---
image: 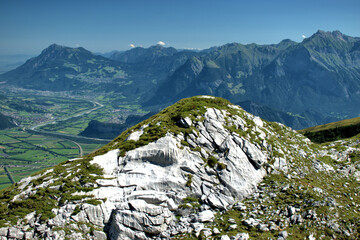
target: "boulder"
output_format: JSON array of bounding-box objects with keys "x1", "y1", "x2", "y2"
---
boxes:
[
  {"x1": 93, "y1": 230, "x2": 107, "y2": 240},
  {"x1": 177, "y1": 117, "x2": 192, "y2": 128},
  {"x1": 221, "y1": 235, "x2": 231, "y2": 240},
  {"x1": 0, "y1": 228, "x2": 7, "y2": 237},
  {"x1": 8, "y1": 227, "x2": 24, "y2": 239},
  {"x1": 234, "y1": 233, "x2": 250, "y2": 240},
  {"x1": 196, "y1": 210, "x2": 215, "y2": 222}
]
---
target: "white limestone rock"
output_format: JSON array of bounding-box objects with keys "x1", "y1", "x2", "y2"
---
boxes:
[
  {"x1": 24, "y1": 231, "x2": 35, "y2": 240},
  {"x1": 313, "y1": 160, "x2": 335, "y2": 173},
  {"x1": 178, "y1": 117, "x2": 192, "y2": 128},
  {"x1": 242, "y1": 139, "x2": 267, "y2": 169},
  {"x1": 128, "y1": 199, "x2": 163, "y2": 216},
  {"x1": 0, "y1": 228, "x2": 7, "y2": 237},
  {"x1": 221, "y1": 235, "x2": 231, "y2": 240},
  {"x1": 235, "y1": 233, "x2": 250, "y2": 240},
  {"x1": 109, "y1": 201, "x2": 173, "y2": 238},
  {"x1": 196, "y1": 210, "x2": 215, "y2": 222},
  {"x1": 206, "y1": 192, "x2": 234, "y2": 210},
  {"x1": 91, "y1": 149, "x2": 119, "y2": 175},
  {"x1": 87, "y1": 107, "x2": 270, "y2": 238},
  {"x1": 8, "y1": 227, "x2": 24, "y2": 239},
  {"x1": 93, "y1": 230, "x2": 107, "y2": 240},
  {"x1": 2, "y1": 102, "x2": 317, "y2": 240},
  {"x1": 83, "y1": 204, "x2": 105, "y2": 227},
  {"x1": 218, "y1": 136, "x2": 266, "y2": 199},
  {"x1": 273, "y1": 157, "x2": 288, "y2": 172},
  {"x1": 126, "y1": 124, "x2": 148, "y2": 141}
]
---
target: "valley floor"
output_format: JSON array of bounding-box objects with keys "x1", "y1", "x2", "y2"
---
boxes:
[{"x1": 0, "y1": 87, "x2": 145, "y2": 189}]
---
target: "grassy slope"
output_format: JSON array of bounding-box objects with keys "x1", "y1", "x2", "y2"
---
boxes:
[{"x1": 298, "y1": 116, "x2": 360, "y2": 143}]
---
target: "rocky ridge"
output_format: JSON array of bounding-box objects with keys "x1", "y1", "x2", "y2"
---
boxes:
[{"x1": 0, "y1": 96, "x2": 359, "y2": 239}]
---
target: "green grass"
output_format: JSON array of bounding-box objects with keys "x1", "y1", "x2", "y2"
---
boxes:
[
  {"x1": 0, "y1": 93, "x2": 95, "y2": 128},
  {"x1": 299, "y1": 116, "x2": 360, "y2": 143},
  {"x1": 185, "y1": 174, "x2": 193, "y2": 187},
  {"x1": 80, "y1": 143, "x2": 103, "y2": 155},
  {"x1": 92, "y1": 96, "x2": 242, "y2": 158},
  {"x1": 207, "y1": 156, "x2": 218, "y2": 168},
  {"x1": 0, "y1": 157, "x2": 105, "y2": 227},
  {"x1": 38, "y1": 101, "x2": 141, "y2": 136}
]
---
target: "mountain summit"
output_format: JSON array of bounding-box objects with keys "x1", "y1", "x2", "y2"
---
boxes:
[
  {"x1": 0, "y1": 96, "x2": 358, "y2": 239},
  {"x1": 33, "y1": 44, "x2": 94, "y2": 67},
  {"x1": 0, "y1": 44, "x2": 127, "y2": 91},
  {"x1": 110, "y1": 45, "x2": 178, "y2": 63}
]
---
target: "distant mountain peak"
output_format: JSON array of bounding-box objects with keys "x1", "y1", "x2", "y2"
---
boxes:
[
  {"x1": 315, "y1": 29, "x2": 342, "y2": 35},
  {"x1": 110, "y1": 44, "x2": 178, "y2": 63},
  {"x1": 279, "y1": 39, "x2": 295, "y2": 44},
  {"x1": 37, "y1": 44, "x2": 94, "y2": 62},
  {"x1": 150, "y1": 44, "x2": 164, "y2": 49},
  {"x1": 41, "y1": 44, "x2": 91, "y2": 55},
  {"x1": 0, "y1": 43, "x2": 121, "y2": 91},
  {"x1": 311, "y1": 30, "x2": 350, "y2": 41},
  {"x1": 42, "y1": 43, "x2": 67, "y2": 53},
  {"x1": 47, "y1": 43, "x2": 64, "y2": 48}
]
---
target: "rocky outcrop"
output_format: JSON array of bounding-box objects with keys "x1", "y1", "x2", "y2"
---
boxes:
[
  {"x1": 1, "y1": 96, "x2": 359, "y2": 239},
  {"x1": 86, "y1": 106, "x2": 268, "y2": 239}
]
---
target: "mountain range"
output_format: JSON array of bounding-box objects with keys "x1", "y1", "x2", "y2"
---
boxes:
[
  {"x1": 146, "y1": 31, "x2": 360, "y2": 123},
  {"x1": 1, "y1": 30, "x2": 359, "y2": 130}
]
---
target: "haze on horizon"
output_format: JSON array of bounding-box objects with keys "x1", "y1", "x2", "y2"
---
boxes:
[{"x1": 0, "y1": 0, "x2": 359, "y2": 55}]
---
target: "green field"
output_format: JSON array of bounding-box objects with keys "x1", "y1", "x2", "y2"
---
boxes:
[
  {"x1": 0, "y1": 88, "x2": 145, "y2": 190},
  {"x1": 0, "y1": 128, "x2": 104, "y2": 190},
  {"x1": 0, "y1": 91, "x2": 95, "y2": 128},
  {"x1": 39, "y1": 101, "x2": 143, "y2": 135}
]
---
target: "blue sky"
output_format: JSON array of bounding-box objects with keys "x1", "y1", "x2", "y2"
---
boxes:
[{"x1": 0, "y1": 0, "x2": 359, "y2": 55}]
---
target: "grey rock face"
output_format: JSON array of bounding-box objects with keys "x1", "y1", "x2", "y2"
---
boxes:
[
  {"x1": 8, "y1": 228, "x2": 24, "y2": 239},
  {"x1": 0, "y1": 228, "x2": 7, "y2": 237},
  {"x1": 2, "y1": 102, "x2": 297, "y2": 239},
  {"x1": 177, "y1": 117, "x2": 192, "y2": 128},
  {"x1": 242, "y1": 139, "x2": 267, "y2": 169},
  {"x1": 93, "y1": 230, "x2": 107, "y2": 240},
  {"x1": 87, "y1": 107, "x2": 269, "y2": 239},
  {"x1": 196, "y1": 210, "x2": 215, "y2": 222}
]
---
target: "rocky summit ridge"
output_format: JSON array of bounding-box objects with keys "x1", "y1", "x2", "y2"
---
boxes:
[{"x1": 0, "y1": 96, "x2": 359, "y2": 239}]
